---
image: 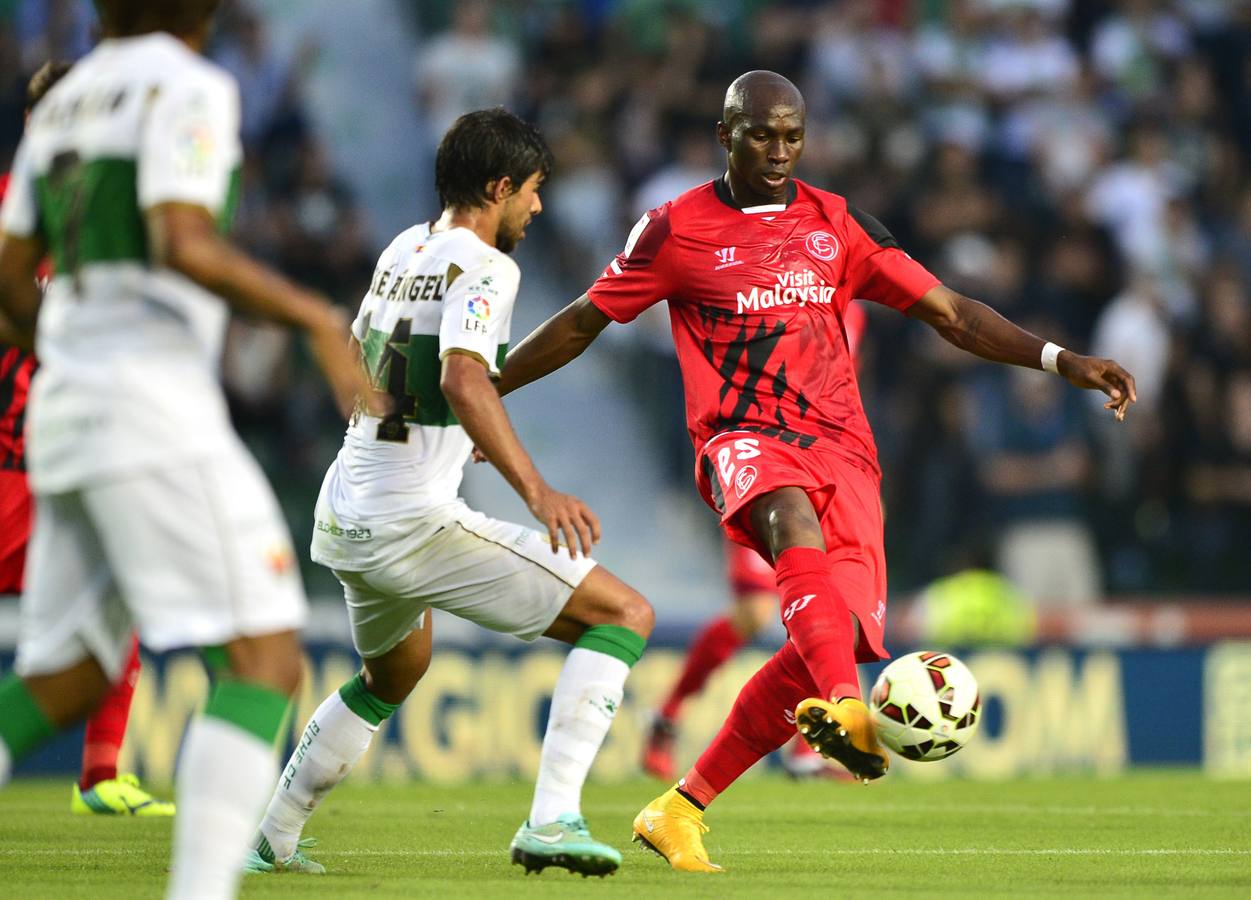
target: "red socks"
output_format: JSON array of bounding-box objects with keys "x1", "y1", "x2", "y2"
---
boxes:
[
  {"x1": 660, "y1": 616, "x2": 747, "y2": 720},
  {"x1": 681, "y1": 641, "x2": 817, "y2": 806},
  {"x1": 773, "y1": 546, "x2": 860, "y2": 701},
  {"x1": 80, "y1": 637, "x2": 141, "y2": 790}
]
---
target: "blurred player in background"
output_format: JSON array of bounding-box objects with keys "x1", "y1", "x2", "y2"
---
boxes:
[
  {"x1": 642, "y1": 302, "x2": 866, "y2": 782},
  {"x1": 498, "y1": 70, "x2": 1136, "y2": 871},
  {"x1": 0, "y1": 1, "x2": 370, "y2": 897},
  {"x1": 0, "y1": 60, "x2": 173, "y2": 819},
  {"x1": 245, "y1": 108, "x2": 652, "y2": 880}
]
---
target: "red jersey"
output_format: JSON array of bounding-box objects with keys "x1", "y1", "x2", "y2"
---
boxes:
[
  {"x1": 587, "y1": 178, "x2": 938, "y2": 475},
  {"x1": 0, "y1": 172, "x2": 35, "y2": 473}
]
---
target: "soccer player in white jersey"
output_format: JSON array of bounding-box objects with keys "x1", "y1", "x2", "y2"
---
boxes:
[
  {"x1": 243, "y1": 108, "x2": 654, "y2": 879},
  {"x1": 0, "y1": 2, "x2": 371, "y2": 898}
]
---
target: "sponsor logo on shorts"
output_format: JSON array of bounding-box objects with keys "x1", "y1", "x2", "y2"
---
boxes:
[
  {"x1": 265, "y1": 544, "x2": 296, "y2": 576},
  {"x1": 315, "y1": 520, "x2": 373, "y2": 541},
  {"x1": 783, "y1": 708, "x2": 797, "y2": 725},
  {"x1": 734, "y1": 464, "x2": 758, "y2": 497},
  {"x1": 871, "y1": 597, "x2": 886, "y2": 625}
]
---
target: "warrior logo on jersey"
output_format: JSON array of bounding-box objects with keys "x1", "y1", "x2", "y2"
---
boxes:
[
  {"x1": 714, "y1": 246, "x2": 741, "y2": 270},
  {"x1": 805, "y1": 231, "x2": 839, "y2": 261}
]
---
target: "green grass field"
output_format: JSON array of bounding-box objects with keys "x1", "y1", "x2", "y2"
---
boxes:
[{"x1": 2, "y1": 772, "x2": 1249, "y2": 898}]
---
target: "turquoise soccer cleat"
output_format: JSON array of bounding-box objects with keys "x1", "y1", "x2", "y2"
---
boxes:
[
  {"x1": 244, "y1": 836, "x2": 326, "y2": 875},
  {"x1": 510, "y1": 813, "x2": 622, "y2": 877}
]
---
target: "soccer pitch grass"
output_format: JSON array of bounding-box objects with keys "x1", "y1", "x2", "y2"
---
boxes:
[{"x1": 2, "y1": 772, "x2": 1249, "y2": 898}]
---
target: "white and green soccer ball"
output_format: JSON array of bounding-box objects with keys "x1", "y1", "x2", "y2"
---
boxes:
[{"x1": 869, "y1": 651, "x2": 980, "y2": 761}]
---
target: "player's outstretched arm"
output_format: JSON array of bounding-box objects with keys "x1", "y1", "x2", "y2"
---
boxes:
[
  {"x1": 0, "y1": 232, "x2": 47, "y2": 350},
  {"x1": 442, "y1": 351, "x2": 601, "y2": 558},
  {"x1": 908, "y1": 284, "x2": 1137, "y2": 421},
  {"x1": 147, "y1": 202, "x2": 373, "y2": 418},
  {"x1": 496, "y1": 293, "x2": 611, "y2": 397}
]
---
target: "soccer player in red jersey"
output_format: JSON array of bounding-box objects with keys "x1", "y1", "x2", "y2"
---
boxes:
[
  {"x1": 0, "y1": 61, "x2": 172, "y2": 816},
  {"x1": 497, "y1": 71, "x2": 1136, "y2": 871},
  {"x1": 642, "y1": 302, "x2": 866, "y2": 782}
]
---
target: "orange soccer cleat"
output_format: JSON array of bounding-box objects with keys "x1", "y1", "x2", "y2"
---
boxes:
[
  {"x1": 641, "y1": 715, "x2": 678, "y2": 781},
  {"x1": 631, "y1": 786, "x2": 723, "y2": 873},
  {"x1": 793, "y1": 697, "x2": 889, "y2": 783}
]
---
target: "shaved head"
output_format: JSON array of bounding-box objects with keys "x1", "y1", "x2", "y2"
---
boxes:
[
  {"x1": 716, "y1": 71, "x2": 807, "y2": 206},
  {"x1": 722, "y1": 70, "x2": 805, "y2": 129}
]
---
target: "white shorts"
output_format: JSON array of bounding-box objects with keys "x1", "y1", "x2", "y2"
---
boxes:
[
  {"x1": 326, "y1": 503, "x2": 596, "y2": 659},
  {"x1": 15, "y1": 448, "x2": 308, "y2": 681}
]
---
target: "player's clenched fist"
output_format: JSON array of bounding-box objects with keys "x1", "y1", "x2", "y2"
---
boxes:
[
  {"x1": 527, "y1": 484, "x2": 602, "y2": 559},
  {"x1": 1056, "y1": 352, "x2": 1138, "y2": 422}
]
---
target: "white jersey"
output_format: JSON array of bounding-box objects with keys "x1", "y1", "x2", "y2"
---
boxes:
[
  {"x1": 311, "y1": 224, "x2": 518, "y2": 570},
  {"x1": 0, "y1": 33, "x2": 243, "y2": 493}
]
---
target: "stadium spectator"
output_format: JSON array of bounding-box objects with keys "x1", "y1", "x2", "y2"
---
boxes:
[
  {"x1": 974, "y1": 364, "x2": 1102, "y2": 604},
  {"x1": 413, "y1": 0, "x2": 520, "y2": 142}
]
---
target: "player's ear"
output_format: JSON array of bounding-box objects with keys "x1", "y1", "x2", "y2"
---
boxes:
[
  {"x1": 715, "y1": 122, "x2": 732, "y2": 152},
  {"x1": 488, "y1": 176, "x2": 515, "y2": 204}
]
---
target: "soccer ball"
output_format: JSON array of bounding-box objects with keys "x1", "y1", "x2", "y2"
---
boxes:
[{"x1": 869, "y1": 651, "x2": 980, "y2": 761}]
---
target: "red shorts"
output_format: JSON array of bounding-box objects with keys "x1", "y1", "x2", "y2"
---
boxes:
[
  {"x1": 0, "y1": 469, "x2": 32, "y2": 593},
  {"x1": 697, "y1": 431, "x2": 888, "y2": 662},
  {"x1": 725, "y1": 538, "x2": 776, "y2": 598}
]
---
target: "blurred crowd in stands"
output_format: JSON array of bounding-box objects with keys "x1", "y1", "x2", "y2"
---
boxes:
[
  {"x1": 413, "y1": 0, "x2": 1251, "y2": 600},
  {"x1": 3, "y1": 0, "x2": 1250, "y2": 601}
]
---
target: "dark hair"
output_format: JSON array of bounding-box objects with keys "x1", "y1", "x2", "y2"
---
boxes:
[
  {"x1": 93, "y1": 0, "x2": 221, "y2": 37},
  {"x1": 26, "y1": 61, "x2": 73, "y2": 112},
  {"x1": 435, "y1": 108, "x2": 553, "y2": 210}
]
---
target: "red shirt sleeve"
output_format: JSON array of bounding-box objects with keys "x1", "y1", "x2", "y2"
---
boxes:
[
  {"x1": 587, "y1": 203, "x2": 679, "y2": 324},
  {"x1": 843, "y1": 205, "x2": 939, "y2": 313}
]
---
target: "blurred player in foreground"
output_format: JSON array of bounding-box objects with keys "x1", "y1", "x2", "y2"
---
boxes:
[
  {"x1": 0, "y1": 60, "x2": 173, "y2": 819},
  {"x1": 244, "y1": 108, "x2": 652, "y2": 879},
  {"x1": 497, "y1": 70, "x2": 1136, "y2": 871},
  {"x1": 642, "y1": 302, "x2": 866, "y2": 782},
  {"x1": 0, "y1": 1, "x2": 370, "y2": 896}
]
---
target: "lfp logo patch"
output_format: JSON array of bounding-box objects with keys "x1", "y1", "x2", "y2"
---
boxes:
[
  {"x1": 466, "y1": 295, "x2": 491, "y2": 321},
  {"x1": 463, "y1": 295, "x2": 491, "y2": 334}
]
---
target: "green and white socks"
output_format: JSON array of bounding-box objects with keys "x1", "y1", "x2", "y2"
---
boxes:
[
  {"x1": 256, "y1": 673, "x2": 398, "y2": 863},
  {"x1": 528, "y1": 624, "x2": 646, "y2": 827},
  {"x1": 166, "y1": 679, "x2": 290, "y2": 900},
  {"x1": 0, "y1": 673, "x2": 57, "y2": 787}
]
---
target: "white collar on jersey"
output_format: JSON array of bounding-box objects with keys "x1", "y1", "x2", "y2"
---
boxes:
[
  {"x1": 713, "y1": 175, "x2": 796, "y2": 214},
  {"x1": 739, "y1": 203, "x2": 788, "y2": 214}
]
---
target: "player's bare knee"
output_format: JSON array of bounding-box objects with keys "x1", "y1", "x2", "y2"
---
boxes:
[
  {"x1": 618, "y1": 589, "x2": 654, "y2": 638},
  {"x1": 224, "y1": 630, "x2": 304, "y2": 697},
  {"x1": 749, "y1": 487, "x2": 825, "y2": 557},
  {"x1": 595, "y1": 582, "x2": 653, "y2": 638},
  {"x1": 361, "y1": 661, "x2": 418, "y2": 706},
  {"x1": 732, "y1": 595, "x2": 774, "y2": 638},
  {"x1": 25, "y1": 657, "x2": 112, "y2": 727},
  {"x1": 362, "y1": 623, "x2": 430, "y2": 705}
]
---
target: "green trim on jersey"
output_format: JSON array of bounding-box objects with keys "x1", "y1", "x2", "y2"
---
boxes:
[
  {"x1": 34, "y1": 158, "x2": 243, "y2": 273},
  {"x1": 220, "y1": 166, "x2": 242, "y2": 234},
  {"x1": 35, "y1": 157, "x2": 147, "y2": 272},
  {"x1": 360, "y1": 319, "x2": 510, "y2": 431}
]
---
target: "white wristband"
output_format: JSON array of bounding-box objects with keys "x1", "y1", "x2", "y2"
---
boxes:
[{"x1": 1041, "y1": 342, "x2": 1065, "y2": 375}]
